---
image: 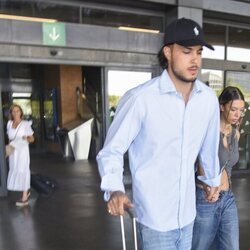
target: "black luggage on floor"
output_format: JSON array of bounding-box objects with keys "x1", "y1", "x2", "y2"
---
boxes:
[{"x1": 31, "y1": 174, "x2": 58, "y2": 195}]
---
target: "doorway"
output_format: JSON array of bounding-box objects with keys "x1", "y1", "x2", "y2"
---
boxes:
[{"x1": 106, "y1": 69, "x2": 152, "y2": 133}]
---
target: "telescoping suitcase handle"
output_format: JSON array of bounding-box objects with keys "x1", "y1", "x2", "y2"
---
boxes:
[{"x1": 120, "y1": 208, "x2": 138, "y2": 250}]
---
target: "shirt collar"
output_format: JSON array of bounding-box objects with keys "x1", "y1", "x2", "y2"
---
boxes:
[{"x1": 159, "y1": 69, "x2": 202, "y2": 94}]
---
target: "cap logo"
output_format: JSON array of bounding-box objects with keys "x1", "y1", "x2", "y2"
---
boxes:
[{"x1": 194, "y1": 26, "x2": 199, "y2": 36}]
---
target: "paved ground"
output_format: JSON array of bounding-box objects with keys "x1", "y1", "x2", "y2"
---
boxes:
[{"x1": 0, "y1": 153, "x2": 249, "y2": 250}]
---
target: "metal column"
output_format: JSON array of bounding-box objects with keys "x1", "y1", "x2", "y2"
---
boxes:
[{"x1": 0, "y1": 88, "x2": 7, "y2": 197}]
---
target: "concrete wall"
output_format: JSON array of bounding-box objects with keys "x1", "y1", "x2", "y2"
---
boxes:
[
  {"x1": 0, "y1": 20, "x2": 162, "y2": 68},
  {"x1": 0, "y1": 0, "x2": 249, "y2": 68}
]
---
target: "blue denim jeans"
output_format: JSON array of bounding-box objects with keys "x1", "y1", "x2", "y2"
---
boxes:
[
  {"x1": 137, "y1": 221, "x2": 194, "y2": 250},
  {"x1": 192, "y1": 186, "x2": 239, "y2": 250}
]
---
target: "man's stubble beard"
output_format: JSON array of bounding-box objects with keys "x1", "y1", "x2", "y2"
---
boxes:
[{"x1": 170, "y1": 63, "x2": 198, "y2": 84}]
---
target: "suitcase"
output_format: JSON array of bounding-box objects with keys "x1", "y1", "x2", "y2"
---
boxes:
[
  {"x1": 120, "y1": 208, "x2": 138, "y2": 250},
  {"x1": 31, "y1": 174, "x2": 58, "y2": 195}
]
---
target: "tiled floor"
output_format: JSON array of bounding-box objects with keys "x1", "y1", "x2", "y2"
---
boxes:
[{"x1": 0, "y1": 153, "x2": 249, "y2": 250}]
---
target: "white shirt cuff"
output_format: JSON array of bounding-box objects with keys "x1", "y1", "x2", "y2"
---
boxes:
[{"x1": 197, "y1": 172, "x2": 221, "y2": 187}]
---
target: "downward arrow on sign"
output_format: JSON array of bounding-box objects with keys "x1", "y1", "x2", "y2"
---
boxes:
[{"x1": 49, "y1": 27, "x2": 60, "y2": 41}]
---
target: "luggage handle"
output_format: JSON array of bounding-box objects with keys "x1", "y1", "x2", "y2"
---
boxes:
[{"x1": 120, "y1": 208, "x2": 138, "y2": 250}]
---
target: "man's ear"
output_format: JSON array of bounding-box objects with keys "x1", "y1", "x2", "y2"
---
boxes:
[
  {"x1": 163, "y1": 46, "x2": 171, "y2": 61},
  {"x1": 220, "y1": 105, "x2": 224, "y2": 112}
]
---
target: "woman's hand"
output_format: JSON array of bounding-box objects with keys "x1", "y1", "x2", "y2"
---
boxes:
[{"x1": 23, "y1": 135, "x2": 35, "y2": 143}]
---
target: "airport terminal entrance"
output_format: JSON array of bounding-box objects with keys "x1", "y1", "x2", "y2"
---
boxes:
[{"x1": 0, "y1": 63, "x2": 104, "y2": 158}]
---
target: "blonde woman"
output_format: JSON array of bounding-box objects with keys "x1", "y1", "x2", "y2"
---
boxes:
[{"x1": 7, "y1": 104, "x2": 34, "y2": 207}]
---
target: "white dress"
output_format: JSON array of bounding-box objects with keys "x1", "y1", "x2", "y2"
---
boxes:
[{"x1": 7, "y1": 120, "x2": 34, "y2": 191}]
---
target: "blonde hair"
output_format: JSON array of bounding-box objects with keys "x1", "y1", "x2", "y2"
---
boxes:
[{"x1": 9, "y1": 104, "x2": 24, "y2": 120}]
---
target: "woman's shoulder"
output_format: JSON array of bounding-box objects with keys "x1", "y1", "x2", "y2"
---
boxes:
[
  {"x1": 22, "y1": 120, "x2": 32, "y2": 124},
  {"x1": 21, "y1": 120, "x2": 33, "y2": 128},
  {"x1": 7, "y1": 120, "x2": 12, "y2": 128}
]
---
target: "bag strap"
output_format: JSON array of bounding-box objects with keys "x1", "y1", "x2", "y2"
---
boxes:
[{"x1": 10, "y1": 121, "x2": 23, "y2": 142}]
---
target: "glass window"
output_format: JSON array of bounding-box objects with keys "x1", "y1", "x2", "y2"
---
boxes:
[
  {"x1": 43, "y1": 89, "x2": 57, "y2": 140},
  {"x1": 226, "y1": 71, "x2": 250, "y2": 103},
  {"x1": 201, "y1": 69, "x2": 224, "y2": 95},
  {"x1": 12, "y1": 98, "x2": 32, "y2": 117},
  {"x1": 0, "y1": 1, "x2": 79, "y2": 23},
  {"x1": 227, "y1": 27, "x2": 250, "y2": 63},
  {"x1": 202, "y1": 23, "x2": 225, "y2": 60},
  {"x1": 0, "y1": 63, "x2": 9, "y2": 79},
  {"x1": 226, "y1": 71, "x2": 250, "y2": 170},
  {"x1": 82, "y1": 8, "x2": 163, "y2": 32},
  {"x1": 107, "y1": 70, "x2": 152, "y2": 123},
  {"x1": 10, "y1": 63, "x2": 31, "y2": 79},
  {"x1": 0, "y1": 1, "x2": 164, "y2": 31}
]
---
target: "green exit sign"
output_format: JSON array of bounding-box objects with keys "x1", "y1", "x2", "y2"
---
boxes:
[{"x1": 43, "y1": 22, "x2": 66, "y2": 46}]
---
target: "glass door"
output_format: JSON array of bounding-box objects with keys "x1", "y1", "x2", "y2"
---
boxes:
[
  {"x1": 201, "y1": 69, "x2": 224, "y2": 96},
  {"x1": 43, "y1": 88, "x2": 58, "y2": 141},
  {"x1": 106, "y1": 69, "x2": 152, "y2": 130}
]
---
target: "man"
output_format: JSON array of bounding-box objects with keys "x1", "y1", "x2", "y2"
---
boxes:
[{"x1": 97, "y1": 18, "x2": 221, "y2": 249}]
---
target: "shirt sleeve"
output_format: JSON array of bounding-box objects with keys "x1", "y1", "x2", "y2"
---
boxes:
[
  {"x1": 96, "y1": 91, "x2": 143, "y2": 201},
  {"x1": 197, "y1": 98, "x2": 221, "y2": 187},
  {"x1": 6, "y1": 120, "x2": 11, "y2": 137},
  {"x1": 25, "y1": 120, "x2": 34, "y2": 136}
]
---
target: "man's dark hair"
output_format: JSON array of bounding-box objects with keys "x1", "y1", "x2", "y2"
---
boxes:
[{"x1": 157, "y1": 47, "x2": 168, "y2": 69}]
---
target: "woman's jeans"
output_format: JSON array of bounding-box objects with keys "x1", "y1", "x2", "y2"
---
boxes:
[
  {"x1": 192, "y1": 186, "x2": 239, "y2": 250},
  {"x1": 137, "y1": 221, "x2": 194, "y2": 250}
]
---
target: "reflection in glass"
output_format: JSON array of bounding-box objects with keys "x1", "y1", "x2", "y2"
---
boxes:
[
  {"x1": 202, "y1": 46, "x2": 225, "y2": 60},
  {"x1": 226, "y1": 71, "x2": 250, "y2": 170},
  {"x1": 201, "y1": 69, "x2": 224, "y2": 95},
  {"x1": 82, "y1": 8, "x2": 163, "y2": 32},
  {"x1": 227, "y1": 47, "x2": 250, "y2": 63},
  {"x1": 228, "y1": 27, "x2": 250, "y2": 63},
  {"x1": 202, "y1": 23, "x2": 225, "y2": 60},
  {"x1": 0, "y1": 1, "x2": 79, "y2": 23},
  {"x1": 30, "y1": 98, "x2": 41, "y2": 148},
  {"x1": 226, "y1": 71, "x2": 250, "y2": 103},
  {"x1": 43, "y1": 89, "x2": 57, "y2": 140},
  {"x1": 108, "y1": 70, "x2": 152, "y2": 123}
]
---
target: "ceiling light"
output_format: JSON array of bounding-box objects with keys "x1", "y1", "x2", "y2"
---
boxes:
[
  {"x1": 12, "y1": 92, "x2": 32, "y2": 98},
  {"x1": 118, "y1": 26, "x2": 160, "y2": 34},
  {"x1": 0, "y1": 14, "x2": 57, "y2": 23}
]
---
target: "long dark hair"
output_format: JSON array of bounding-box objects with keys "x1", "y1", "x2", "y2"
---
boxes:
[
  {"x1": 218, "y1": 86, "x2": 244, "y2": 105},
  {"x1": 219, "y1": 86, "x2": 245, "y2": 130}
]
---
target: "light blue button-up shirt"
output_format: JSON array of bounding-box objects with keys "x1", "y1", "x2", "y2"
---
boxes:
[{"x1": 97, "y1": 70, "x2": 221, "y2": 232}]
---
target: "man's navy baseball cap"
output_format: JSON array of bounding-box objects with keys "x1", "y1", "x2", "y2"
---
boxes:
[{"x1": 163, "y1": 18, "x2": 214, "y2": 50}]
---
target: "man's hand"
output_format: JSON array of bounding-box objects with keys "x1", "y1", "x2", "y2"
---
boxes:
[
  {"x1": 107, "y1": 191, "x2": 133, "y2": 216},
  {"x1": 204, "y1": 185, "x2": 221, "y2": 203}
]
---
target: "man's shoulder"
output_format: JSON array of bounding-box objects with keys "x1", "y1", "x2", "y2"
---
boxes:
[
  {"x1": 126, "y1": 76, "x2": 160, "y2": 98},
  {"x1": 196, "y1": 79, "x2": 217, "y2": 98}
]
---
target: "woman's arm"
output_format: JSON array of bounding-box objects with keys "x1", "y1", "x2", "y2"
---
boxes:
[{"x1": 23, "y1": 135, "x2": 35, "y2": 144}]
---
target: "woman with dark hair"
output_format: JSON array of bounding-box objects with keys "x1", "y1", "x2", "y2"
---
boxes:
[
  {"x1": 6, "y1": 104, "x2": 34, "y2": 207},
  {"x1": 192, "y1": 86, "x2": 245, "y2": 250}
]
